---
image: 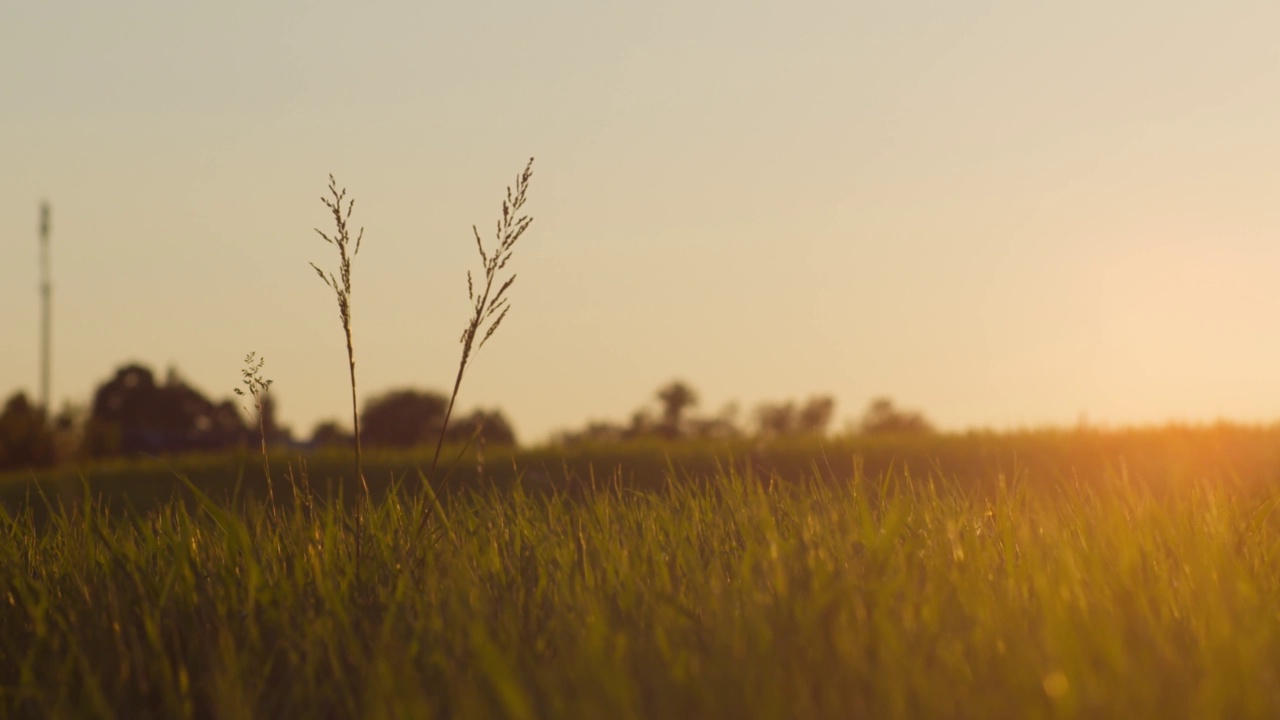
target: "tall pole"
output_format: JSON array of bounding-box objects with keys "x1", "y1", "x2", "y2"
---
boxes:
[{"x1": 39, "y1": 201, "x2": 51, "y2": 419}]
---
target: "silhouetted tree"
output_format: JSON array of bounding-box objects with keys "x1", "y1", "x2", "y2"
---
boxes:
[
  {"x1": 797, "y1": 396, "x2": 836, "y2": 435},
  {"x1": 446, "y1": 409, "x2": 518, "y2": 446},
  {"x1": 256, "y1": 392, "x2": 294, "y2": 446},
  {"x1": 0, "y1": 392, "x2": 55, "y2": 470},
  {"x1": 755, "y1": 401, "x2": 797, "y2": 437},
  {"x1": 309, "y1": 420, "x2": 354, "y2": 448},
  {"x1": 86, "y1": 364, "x2": 246, "y2": 456},
  {"x1": 753, "y1": 395, "x2": 836, "y2": 437},
  {"x1": 360, "y1": 389, "x2": 448, "y2": 448},
  {"x1": 687, "y1": 402, "x2": 743, "y2": 440},
  {"x1": 49, "y1": 403, "x2": 85, "y2": 464},
  {"x1": 627, "y1": 409, "x2": 656, "y2": 439},
  {"x1": 656, "y1": 380, "x2": 698, "y2": 438},
  {"x1": 360, "y1": 389, "x2": 517, "y2": 448},
  {"x1": 858, "y1": 397, "x2": 933, "y2": 435}
]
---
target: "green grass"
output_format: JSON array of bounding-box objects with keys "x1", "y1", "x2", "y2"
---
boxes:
[{"x1": 5, "y1": 438, "x2": 1280, "y2": 719}]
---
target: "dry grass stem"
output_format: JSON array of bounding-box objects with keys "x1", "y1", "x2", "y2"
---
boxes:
[
  {"x1": 311, "y1": 174, "x2": 369, "y2": 580},
  {"x1": 233, "y1": 351, "x2": 274, "y2": 508},
  {"x1": 311, "y1": 174, "x2": 367, "y2": 496},
  {"x1": 426, "y1": 157, "x2": 536, "y2": 484}
]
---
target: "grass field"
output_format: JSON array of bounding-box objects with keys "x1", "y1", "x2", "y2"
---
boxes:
[{"x1": 5, "y1": 427, "x2": 1280, "y2": 718}]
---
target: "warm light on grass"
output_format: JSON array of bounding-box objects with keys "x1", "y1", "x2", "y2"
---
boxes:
[{"x1": 3, "y1": 460, "x2": 1280, "y2": 718}]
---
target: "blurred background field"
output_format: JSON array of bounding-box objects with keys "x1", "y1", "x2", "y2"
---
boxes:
[{"x1": 7, "y1": 422, "x2": 1280, "y2": 515}]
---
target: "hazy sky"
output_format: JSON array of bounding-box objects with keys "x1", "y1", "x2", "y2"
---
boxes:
[{"x1": 4, "y1": 1, "x2": 1280, "y2": 443}]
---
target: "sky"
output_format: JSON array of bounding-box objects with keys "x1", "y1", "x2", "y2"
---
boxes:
[{"x1": 3, "y1": 1, "x2": 1280, "y2": 444}]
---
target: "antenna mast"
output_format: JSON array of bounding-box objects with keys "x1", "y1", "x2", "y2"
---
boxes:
[{"x1": 39, "y1": 201, "x2": 51, "y2": 418}]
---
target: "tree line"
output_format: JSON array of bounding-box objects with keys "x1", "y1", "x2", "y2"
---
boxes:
[
  {"x1": 0, "y1": 362, "x2": 515, "y2": 471},
  {"x1": 552, "y1": 380, "x2": 933, "y2": 445},
  {"x1": 0, "y1": 369, "x2": 933, "y2": 472}
]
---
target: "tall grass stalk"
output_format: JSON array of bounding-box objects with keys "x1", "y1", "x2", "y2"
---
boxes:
[
  {"x1": 234, "y1": 351, "x2": 274, "y2": 509},
  {"x1": 426, "y1": 157, "x2": 535, "y2": 485},
  {"x1": 311, "y1": 174, "x2": 368, "y2": 580},
  {"x1": 311, "y1": 175, "x2": 367, "y2": 496}
]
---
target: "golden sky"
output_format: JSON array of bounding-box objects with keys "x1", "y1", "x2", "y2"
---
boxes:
[{"x1": 3, "y1": 1, "x2": 1279, "y2": 442}]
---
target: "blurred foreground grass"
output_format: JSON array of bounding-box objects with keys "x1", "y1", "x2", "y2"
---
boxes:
[{"x1": 5, "y1": 426, "x2": 1280, "y2": 718}]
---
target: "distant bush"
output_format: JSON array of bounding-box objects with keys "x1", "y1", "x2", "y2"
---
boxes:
[
  {"x1": 85, "y1": 363, "x2": 246, "y2": 457},
  {"x1": 360, "y1": 388, "x2": 517, "y2": 449},
  {"x1": 0, "y1": 392, "x2": 54, "y2": 470},
  {"x1": 309, "y1": 420, "x2": 355, "y2": 449},
  {"x1": 856, "y1": 397, "x2": 934, "y2": 435},
  {"x1": 754, "y1": 396, "x2": 836, "y2": 437}
]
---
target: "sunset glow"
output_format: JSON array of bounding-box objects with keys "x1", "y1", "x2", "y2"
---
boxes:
[{"x1": 3, "y1": 1, "x2": 1279, "y2": 442}]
